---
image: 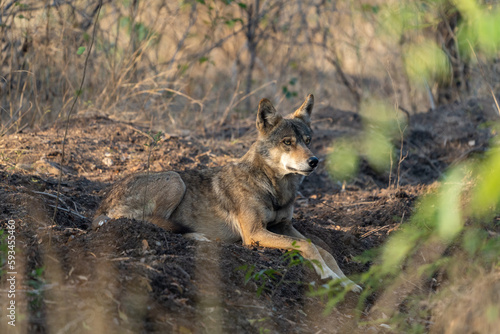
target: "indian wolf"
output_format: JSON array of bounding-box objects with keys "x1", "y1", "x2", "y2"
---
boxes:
[{"x1": 93, "y1": 94, "x2": 362, "y2": 292}]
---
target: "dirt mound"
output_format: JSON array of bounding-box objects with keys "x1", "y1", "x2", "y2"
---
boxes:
[{"x1": 317, "y1": 98, "x2": 497, "y2": 188}]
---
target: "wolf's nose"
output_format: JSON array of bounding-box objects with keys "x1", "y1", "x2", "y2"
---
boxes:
[{"x1": 308, "y1": 157, "x2": 319, "y2": 168}]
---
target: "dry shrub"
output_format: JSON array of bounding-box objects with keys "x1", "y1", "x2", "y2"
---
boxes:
[{"x1": 3, "y1": 0, "x2": 498, "y2": 136}]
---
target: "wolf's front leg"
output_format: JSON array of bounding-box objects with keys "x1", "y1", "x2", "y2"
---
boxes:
[
  {"x1": 276, "y1": 223, "x2": 363, "y2": 292},
  {"x1": 244, "y1": 228, "x2": 341, "y2": 281},
  {"x1": 315, "y1": 246, "x2": 363, "y2": 292}
]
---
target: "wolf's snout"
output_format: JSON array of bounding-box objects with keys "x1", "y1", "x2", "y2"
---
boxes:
[{"x1": 307, "y1": 157, "x2": 319, "y2": 169}]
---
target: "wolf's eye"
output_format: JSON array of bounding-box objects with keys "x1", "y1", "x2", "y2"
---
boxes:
[
  {"x1": 304, "y1": 137, "x2": 311, "y2": 145},
  {"x1": 283, "y1": 139, "x2": 292, "y2": 146}
]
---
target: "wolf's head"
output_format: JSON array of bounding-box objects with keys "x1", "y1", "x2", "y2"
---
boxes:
[{"x1": 255, "y1": 94, "x2": 318, "y2": 177}]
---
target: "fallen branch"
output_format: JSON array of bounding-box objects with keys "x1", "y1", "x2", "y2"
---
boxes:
[
  {"x1": 48, "y1": 205, "x2": 87, "y2": 220},
  {"x1": 361, "y1": 225, "x2": 390, "y2": 239}
]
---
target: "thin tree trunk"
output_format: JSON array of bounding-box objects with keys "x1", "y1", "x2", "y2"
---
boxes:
[{"x1": 245, "y1": 0, "x2": 260, "y2": 112}]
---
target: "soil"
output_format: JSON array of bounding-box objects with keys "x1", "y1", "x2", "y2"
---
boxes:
[{"x1": 0, "y1": 97, "x2": 498, "y2": 333}]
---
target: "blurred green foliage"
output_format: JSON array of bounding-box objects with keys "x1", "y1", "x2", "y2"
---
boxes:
[
  {"x1": 360, "y1": 99, "x2": 406, "y2": 172},
  {"x1": 327, "y1": 140, "x2": 359, "y2": 181},
  {"x1": 456, "y1": 0, "x2": 500, "y2": 57},
  {"x1": 324, "y1": 0, "x2": 500, "y2": 331},
  {"x1": 471, "y1": 146, "x2": 500, "y2": 217},
  {"x1": 375, "y1": 0, "x2": 500, "y2": 87},
  {"x1": 325, "y1": 139, "x2": 500, "y2": 331},
  {"x1": 328, "y1": 99, "x2": 406, "y2": 181},
  {"x1": 404, "y1": 41, "x2": 451, "y2": 86}
]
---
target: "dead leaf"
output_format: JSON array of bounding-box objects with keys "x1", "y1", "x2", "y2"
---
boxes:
[
  {"x1": 118, "y1": 310, "x2": 129, "y2": 323},
  {"x1": 178, "y1": 325, "x2": 192, "y2": 334}
]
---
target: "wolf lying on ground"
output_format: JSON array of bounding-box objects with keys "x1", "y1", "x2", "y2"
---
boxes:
[{"x1": 93, "y1": 94, "x2": 362, "y2": 292}]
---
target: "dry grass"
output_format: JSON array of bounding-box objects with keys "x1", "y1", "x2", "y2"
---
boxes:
[{"x1": 2, "y1": 0, "x2": 498, "y2": 137}]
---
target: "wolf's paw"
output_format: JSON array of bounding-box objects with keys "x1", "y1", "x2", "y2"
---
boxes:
[
  {"x1": 321, "y1": 273, "x2": 363, "y2": 293},
  {"x1": 341, "y1": 280, "x2": 363, "y2": 293}
]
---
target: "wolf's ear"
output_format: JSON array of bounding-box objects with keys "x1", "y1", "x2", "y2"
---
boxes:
[
  {"x1": 293, "y1": 94, "x2": 314, "y2": 125},
  {"x1": 257, "y1": 98, "x2": 282, "y2": 134}
]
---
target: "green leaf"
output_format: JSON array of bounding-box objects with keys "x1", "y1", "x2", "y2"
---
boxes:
[
  {"x1": 83, "y1": 32, "x2": 90, "y2": 43},
  {"x1": 77, "y1": 46, "x2": 86, "y2": 55},
  {"x1": 361, "y1": 4, "x2": 379, "y2": 14},
  {"x1": 34, "y1": 266, "x2": 45, "y2": 277},
  {"x1": 238, "y1": 2, "x2": 247, "y2": 9},
  {"x1": 177, "y1": 63, "x2": 190, "y2": 76},
  {"x1": 225, "y1": 18, "x2": 243, "y2": 28},
  {"x1": 120, "y1": 16, "x2": 131, "y2": 28},
  {"x1": 256, "y1": 284, "x2": 267, "y2": 297},
  {"x1": 244, "y1": 265, "x2": 255, "y2": 283}
]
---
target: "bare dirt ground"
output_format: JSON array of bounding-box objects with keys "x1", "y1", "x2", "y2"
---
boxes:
[{"x1": 0, "y1": 98, "x2": 498, "y2": 333}]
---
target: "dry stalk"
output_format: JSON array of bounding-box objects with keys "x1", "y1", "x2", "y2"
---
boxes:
[
  {"x1": 218, "y1": 80, "x2": 276, "y2": 127},
  {"x1": 468, "y1": 42, "x2": 500, "y2": 115},
  {"x1": 326, "y1": 54, "x2": 362, "y2": 107},
  {"x1": 396, "y1": 117, "x2": 409, "y2": 189},
  {"x1": 439, "y1": 7, "x2": 466, "y2": 102},
  {"x1": 424, "y1": 79, "x2": 436, "y2": 110},
  {"x1": 218, "y1": 80, "x2": 241, "y2": 127},
  {"x1": 385, "y1": 63, "x2": 409, "y2": 189},
  {"x1": 142, "y1": 131, "x2": 161, "y2": 222},
  {"x1": 52, "y1": 0, "x2": 103, "y2": 223}
]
